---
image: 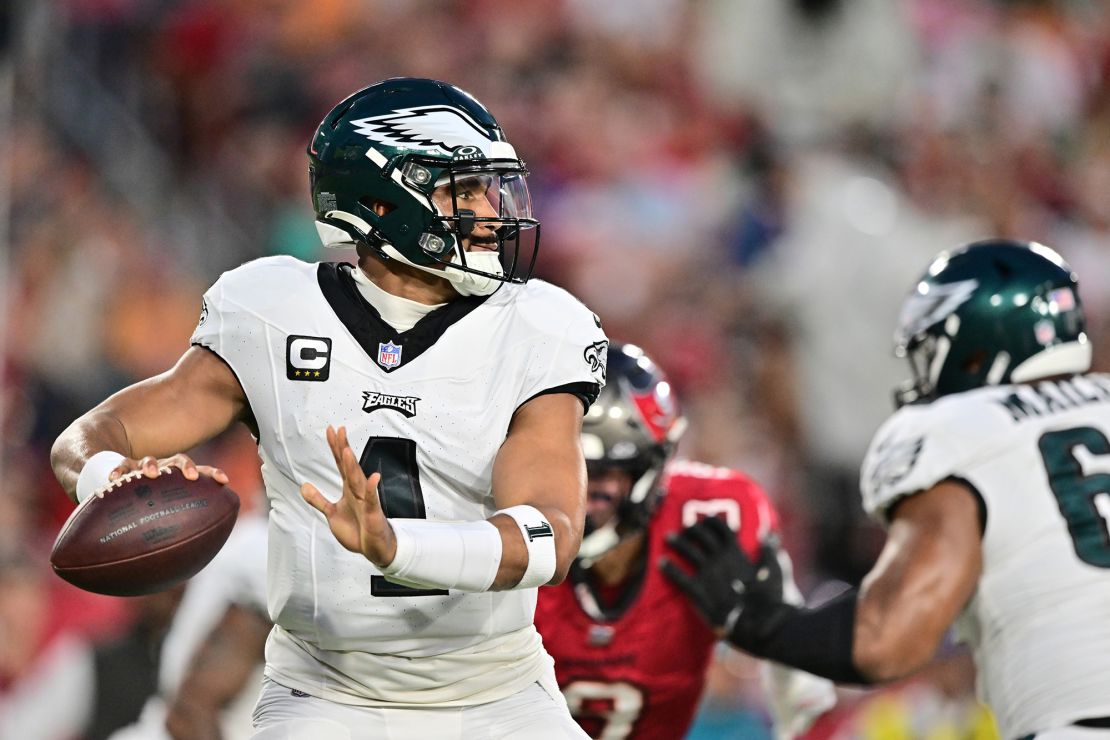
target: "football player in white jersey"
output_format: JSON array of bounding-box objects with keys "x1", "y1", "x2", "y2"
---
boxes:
[
  {"x1": 108, "y1": 511, "x2": 269, "y2": 740},
  {"x1": 663, "y1": 239, "x2": 1110, "y2": 740},
  {"x1": 50, "y1": 78, "x2": 606, "y2": 739}
]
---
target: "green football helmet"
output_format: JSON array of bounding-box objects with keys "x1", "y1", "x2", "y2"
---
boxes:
[
  {"x1": 308, "y1": 78, "x2": 539, "y2": 296},
  {"x1": 894, "y1": 239, "x2": 1091, "y2": 407}
]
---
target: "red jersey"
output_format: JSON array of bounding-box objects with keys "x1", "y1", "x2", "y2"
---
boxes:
[{"x1": 535, "y1": 461, "x2": 779, "y2": 740}]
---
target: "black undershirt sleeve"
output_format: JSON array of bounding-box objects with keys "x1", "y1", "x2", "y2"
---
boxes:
[{"x1": 729, "y1": 588, "x2": 873, "y2": 686}]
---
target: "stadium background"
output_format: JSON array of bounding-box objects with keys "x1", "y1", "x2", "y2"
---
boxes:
[{"x1": 2, "y1": 0, "x2": 1109, "y2": 737}]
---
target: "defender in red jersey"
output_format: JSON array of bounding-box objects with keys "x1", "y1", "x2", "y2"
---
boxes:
[{"x1": 534, "y1": 344, "x2": 835, "y2": 740}]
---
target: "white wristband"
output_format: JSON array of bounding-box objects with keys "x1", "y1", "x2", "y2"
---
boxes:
[
  {"x1": 379, "y1": 519, "x2": 503, "y2": 593},
  {"x1": 497, "y1": 505, "x2": 557, "y2": 589},
  {"x1": 75, "y1": 451, "x2": 128, "y2": 503}
]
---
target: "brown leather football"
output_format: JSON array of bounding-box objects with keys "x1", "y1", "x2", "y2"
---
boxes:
[{"x1": 51, "y1": 467, "x2": 240, "y2": 596}]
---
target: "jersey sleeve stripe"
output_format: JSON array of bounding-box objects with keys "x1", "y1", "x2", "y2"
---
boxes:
[{"x1": 518, "y1": 381, "x2": 600, "y2": 414}]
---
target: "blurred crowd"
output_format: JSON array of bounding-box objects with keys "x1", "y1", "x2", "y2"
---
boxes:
[{"x1": 3, "y1": 0, "x2": 1110, "y2": 737}]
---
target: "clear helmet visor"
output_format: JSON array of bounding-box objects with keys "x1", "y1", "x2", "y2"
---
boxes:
[
  {"x1": 432, "y1": 169, "x2": 534, "y2": 224},
  {"x1": 442, "y1": 170, "x2": 533, "y2": 220}
]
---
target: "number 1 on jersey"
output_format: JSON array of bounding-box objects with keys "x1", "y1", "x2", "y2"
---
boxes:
[{"x1": 360, "y1": 437, "x2": 448, "y2": 596}]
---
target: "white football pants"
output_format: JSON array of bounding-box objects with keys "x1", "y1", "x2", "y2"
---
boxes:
[{"x1": 250, "y1": 673, "x2": 589, "y2": 740}]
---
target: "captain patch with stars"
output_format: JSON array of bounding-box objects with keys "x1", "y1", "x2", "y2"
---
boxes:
[{"x1": 286, "y1": 335, "x2": 332, "y2": 381}]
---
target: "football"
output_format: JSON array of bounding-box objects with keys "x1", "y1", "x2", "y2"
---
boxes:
[{"x1": 51, "y1": 467, "x2": 240, "y2": 596}]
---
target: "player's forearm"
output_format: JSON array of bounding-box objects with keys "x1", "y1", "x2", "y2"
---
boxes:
[
  {"x1": 851, "y1": 622, "x2": 938, "y2": 683},
  {"x1": 490, "y1": 392, "x2": 587, "y2": 586},
  {"x1": 51, "y1": 350, "x2": 248, "y2": 503},
  {"x1": 166, "y1": 605, "x2": 269, "y2": 740},
  {"x1": 489, "y1": 504, "x2": 578, "y2": 589},
  {"x1": 380, "y1": 503, "x2": 567, "y2": 593},
  {"x1": 50, "y1": 411, "x2": 132, "y2": 501},
  {"x1": 165, "y1": 696, "x2": 223, "y2": 740},
  {"x1": 488, "y1": 459, "x2": 586, "y2": 587},
  {"x1": 540, "y1": 504, "x2": 583, "y2": 583},
  {"x1": 852, "y1": 482, "x2": 982, "y2": 681},
  {"x1": 851, "y1": 564, "x2": 950, "y2": 681},
  {"x1": 489, "y1": 514, "x2": 528, "y2": 588}
]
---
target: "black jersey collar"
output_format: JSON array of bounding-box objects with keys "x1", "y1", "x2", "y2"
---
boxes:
[{"x1": 317, "y1": 262, "x2": 489, "y2": 373}]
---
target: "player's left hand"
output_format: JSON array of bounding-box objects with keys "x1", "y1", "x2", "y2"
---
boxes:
[
  {"x1": 660, "y1": 515, "x2": 788, "y2": 647},
  {"x1": 300, "y1": 425, "x2": 398, "y2": 568}
]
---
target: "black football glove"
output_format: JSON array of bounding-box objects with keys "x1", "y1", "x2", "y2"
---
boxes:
[{"x1": 660, "y1": 515, "x2": 792, "y2": 651}]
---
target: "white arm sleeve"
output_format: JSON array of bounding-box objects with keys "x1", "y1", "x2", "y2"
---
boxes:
[{"x1": 379, "y1": 518, "x2": 504, "y2": 593}]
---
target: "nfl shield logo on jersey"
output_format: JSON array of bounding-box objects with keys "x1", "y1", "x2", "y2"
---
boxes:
[{"x1": 377, "y1": 341, "x2": 402, "y2": 369}]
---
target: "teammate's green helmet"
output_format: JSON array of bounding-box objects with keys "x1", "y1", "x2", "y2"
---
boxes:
[
  {"x1": 308, "y1": 78, "x2": 539, "y2": 294},
  {"x1": 894, "y1": 239, "x2": 1090, "y2": 407}
]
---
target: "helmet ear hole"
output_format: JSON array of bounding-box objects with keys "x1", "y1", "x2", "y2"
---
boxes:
[
  {"x1": 962, "y1": 349, "x2": 988, "y2": 375},
  {"x1": 359, "y1": 198, "x2": 396, "y2": 217}
]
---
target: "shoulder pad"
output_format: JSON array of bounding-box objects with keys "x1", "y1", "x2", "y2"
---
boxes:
[
  {"x1": 860, "y1": 389, "x2": 1013, "y2": 521},
  {"x1": 509, "y1": 280, "x2": 608, "y2": 403}
]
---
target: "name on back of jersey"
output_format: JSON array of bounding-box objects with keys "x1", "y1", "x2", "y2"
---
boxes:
[{"x1": 995, "y1": 375, "x2": 1110, "y2": 422}]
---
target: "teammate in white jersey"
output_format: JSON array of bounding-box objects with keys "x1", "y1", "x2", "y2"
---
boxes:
[
  {"x1": 50, "y1": 78, "x2": 605, "y2": 739},
  {"x1": 662, "y1": 239, "x2": 1110, "y2": 740},
  {"x1": 108, "y1": 512, "x2": 269, "y2": 740}
]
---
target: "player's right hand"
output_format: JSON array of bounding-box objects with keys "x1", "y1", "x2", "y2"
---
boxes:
[
  {"x1": 300, "y1": 425, "x2": 398, "y2": 568},
  {"x1": 109, "y1": 453, "x2": 229, "y2": 484},
  {"x1": 660, "y1": 515, "x2": 789, "y2": 649}
]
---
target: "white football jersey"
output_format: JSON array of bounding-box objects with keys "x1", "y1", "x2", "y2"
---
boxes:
[
  {"x1": 191, "y1": 256, "x2": 607, "y2": 707},
  {"x1": 861, "y1": 374, "x2": 1110, "y2": 738}
]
